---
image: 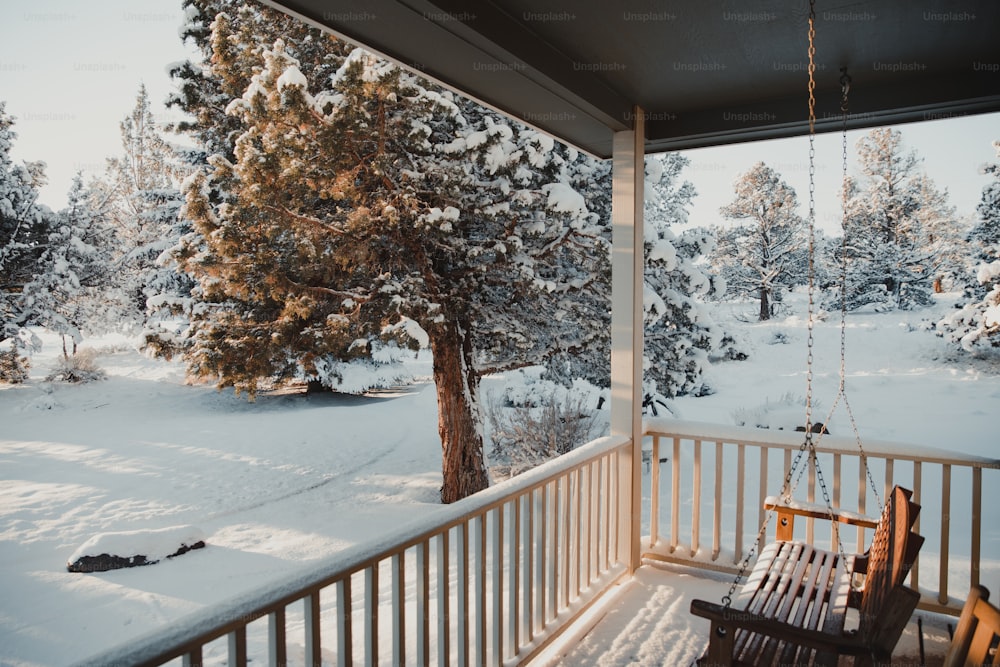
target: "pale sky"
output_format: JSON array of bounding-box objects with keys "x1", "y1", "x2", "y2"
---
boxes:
[
  {"x1": 1, "y1": 0, "x2": 997, "y2": 231},
  {"x1": 0, "y1": 0, "x2": 195, "y2": 207}
]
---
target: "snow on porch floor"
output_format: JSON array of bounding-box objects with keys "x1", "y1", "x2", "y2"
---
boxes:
[{"x1": 530, "y1": 561, "x2": 957, "y2": 666}]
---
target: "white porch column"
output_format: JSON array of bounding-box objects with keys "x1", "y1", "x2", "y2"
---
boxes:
[{"x1": 610, "y1": 107, "x2": 644, "y2": 574}]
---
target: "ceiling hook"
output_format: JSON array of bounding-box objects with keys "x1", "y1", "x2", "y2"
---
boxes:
[
  {"x1": 839, "y1": 67, "x2": 852, "y2": 96},
  {"x1": 839, "y1": 67, "x2": 852, "y2": 114}
]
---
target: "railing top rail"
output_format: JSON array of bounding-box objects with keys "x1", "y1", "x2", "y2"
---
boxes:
[
  {"x1": 72, "y1": 434, "x2": 631, "y2": 667},
  {"x1": 644, "y1": 418, "x2": 1000, "y2": 469}
]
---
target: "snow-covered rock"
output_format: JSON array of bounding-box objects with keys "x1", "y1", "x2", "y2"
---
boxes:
[{"x1": 67, "y1": 525, "x2": 206, "y2": 573}]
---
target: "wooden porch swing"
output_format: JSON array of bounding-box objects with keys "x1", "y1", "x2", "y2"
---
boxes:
[
  {"x1": 689, "y1": 3, "x2": 925, "y2": 665},
  {"x1": 690, "y1": 486, "x2": 924, "y2": 666}
]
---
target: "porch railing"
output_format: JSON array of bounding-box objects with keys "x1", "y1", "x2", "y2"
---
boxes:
[
  {"x1": 74, "y1": 420, "x2": 999, "y2": 666},
  {"x1": 643, "y1": 418, "x2": 1000, "y2": 616},
  {"x1": 74, "y1": 435, "x2": 632, "y2": 667}
]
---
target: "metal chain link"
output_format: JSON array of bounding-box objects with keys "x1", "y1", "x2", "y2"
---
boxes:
[
  {"x1": 805, "y1": 0, "x2": 816, "y2": 445},
  {"x1": 720, "y1": 0, "x2": 888, "y2": 619},
  {"x1": 801, "y1": 0, "x2": 820, "y2": 500},
  {"x1": 721, "y1": 435, "x2": 813, "y2": 607},
  {"x1": 720, "y1": 0, "x2": 819, "y2": 608},
  {"x1": 836, "y1": 68, "x2": 883, "y2": 512},
  {"x1": 802, "y1": 28, "x2": 851, "y2": 579},
  {"x1": 722, "y1": 0, "x2": 882, "y2": 609}
]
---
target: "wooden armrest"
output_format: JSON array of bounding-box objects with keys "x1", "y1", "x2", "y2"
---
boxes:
[
  {"x1": 764, "y1": 496, "x2": 879, "y2": 528},
  {"x1": 690, "y1": 599, "x2": 869, "y2": 657}
]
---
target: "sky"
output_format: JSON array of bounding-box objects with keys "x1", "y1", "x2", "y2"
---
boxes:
[
  {"x1": 1, "y1": 0, "x2": 997, "y2": 231},
  {"x1": 0, "y1": 0, "x2": 196, "y2": 205}
]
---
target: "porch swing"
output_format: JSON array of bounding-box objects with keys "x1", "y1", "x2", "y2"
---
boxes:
[{"x1": 689, "y1": 2, "x2": 925, "y2": 665}]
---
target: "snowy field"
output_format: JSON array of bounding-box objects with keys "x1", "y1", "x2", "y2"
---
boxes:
[{"x1": 1, "y1": 293, "x2": 999, "y2": 666}]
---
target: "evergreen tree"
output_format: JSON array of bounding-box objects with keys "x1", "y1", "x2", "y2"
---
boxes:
[
  {"x1": 94, "y1": 85, "x2": 188, "y2": 330},
  {"x1": 535, "y1": 151, "x2": 612, "y2": 384},
  {"x1": 714, "y1": 162, "x2": 808, "y2": 321},
  {"x1": 642, "y1": 154, "x2": 742, "y2": 409},
  {"x1": 0, "y1": 102, "x2": 50, "y2": 355},
  {"x1": 167, "y1": 2, "x2": 350, "y2": 165},
  {"x1": 837, "y1": 128, "x2": 953, "y2": 311},
  {"x1": 169, "y1": 5, "x2": 610, "y2": 502},
  {"x1": 937, "y1": 140, "x2": 1000, "y2": 351},
  {"x1": 912, "y1": 174, "x2": 966, "y2": 292},
  {"x1": 969, "y1": 141, "x2": 1000, "y2": 268},
  {"x1": 149, "y1": 1, "x2": 347, "y2": 359},
  {"x1": 539, "y1": 153, "x2": 742, "y2": 411},
  {"x1": 20, "y1": 174, "x2": 112, "y2": 357}
]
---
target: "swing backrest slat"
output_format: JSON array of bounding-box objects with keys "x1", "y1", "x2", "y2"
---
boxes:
[{"x1": 857, "y1": 486, "x2": 923, "y2": 649}]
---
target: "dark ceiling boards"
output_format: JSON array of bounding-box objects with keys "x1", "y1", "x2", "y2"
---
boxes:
[{"x1": 263, "y1": 0, "x2": 1000, "y2": 157}]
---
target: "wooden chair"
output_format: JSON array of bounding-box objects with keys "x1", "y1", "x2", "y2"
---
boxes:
[
  {"x1": 691, "y1": 486, "x2": 924, "y2": 666},
  {"x1": 944, "y1": 585, "x2": 1000, "y2": 667}
]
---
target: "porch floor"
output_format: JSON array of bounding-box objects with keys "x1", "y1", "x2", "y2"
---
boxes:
[{"x1": 531, "y1": 561, "x2": 956, "y2": 666}]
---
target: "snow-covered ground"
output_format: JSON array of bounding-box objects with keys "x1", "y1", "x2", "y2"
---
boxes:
[
  {"x1": 1, "y1": 293, "x2": 998, "y2": 666},
  {"x1": 0, "y1": 340, "x2": 447, "y2": 665}
]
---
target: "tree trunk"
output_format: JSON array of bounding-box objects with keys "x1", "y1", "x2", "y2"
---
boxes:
[
  {"x1": 885, "y1": 276, "x2": 900, "y2": 308},
  {"x1": 429, "y1": 317, "x2": 489, "y2": 504},
  {"x1": 759, "y1": 286, "x2": 771, "y2": 321}
]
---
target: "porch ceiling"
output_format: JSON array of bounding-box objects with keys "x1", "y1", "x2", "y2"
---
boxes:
[{"x1": 261, "y1": 0, "x2": 1000, "y2": 158}]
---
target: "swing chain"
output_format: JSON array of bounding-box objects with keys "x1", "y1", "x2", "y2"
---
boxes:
[
  {"x1": 840, "y1": 67, "x2": 851, "y2": 114},
  {"x1": 839, "y1": 68, "x2": 851, "y2": 390},
  {"x1": 721, "y1": 0, "x2": 819, "y2": 610},
  {"x1": 837, "y1": 67, "x2": 883, "y2": 512},
  {"x1": 804, "y1": 0, "x2": 817, "y2": 443},
  {"x1": 721, "y1": 433, "x2": 812, "y2": 608},
  {"x1": 722, "y1": 0, "x2": 881, "y2": 608},
  {"x1": 771, "y1": 0, "x2": 849, "y2": 581}
]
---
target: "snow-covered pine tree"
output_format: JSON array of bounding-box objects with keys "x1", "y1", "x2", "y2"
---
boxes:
[
  {"x1": 172, "y1": 7, "x2": 611, "y2": 502},
  {"x1": 536, "y1": 152, "x2": 743, "y2": 411},
  {"x1": 167, "y1": 2, "x2": 350, "y2": 166},
  {"x1": 642, "y1": 154, "x2": 742, "y2": 409},
  {"x1": 138, "y1": 186, "x2": 190, "y2": 321},
  {"x1": 911, "y1": 174, "x2": 966, "y2": 292},
  {"x1": 837, "y1": 128, "x2": 951, "y2": 311},
  {"x1": 937, "y1": 140, "x2": 1000, "y2": 352},
  {"x1": 526, "y1": 151, "x2": 613, "y2": 391},
  {"x1": 93, "y1": 85, "x2": 188, "y2": 331},
  {"x1": 168, "y1": 1, "x2": 610, "y2": 391},
  {"x1": 0, "y1": 102, "x2": 51, "y2": 362},
  {"x1": 19, "y1": 174, "x2": 112, "y2": 358},
  {"x1": 971, "y1": 144, "x2": 1000, "y2": 252},
  {"x1": 457, "y1": 115, "x2": 613, "y2": 385},
  {"x1": 149, "y1": 0, "x2": 351, "y2": 358},
  {"x1": 713, "y1": 162, "x2": 808, "y2": 321}
]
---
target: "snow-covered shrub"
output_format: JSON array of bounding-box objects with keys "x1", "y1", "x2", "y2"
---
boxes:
[
  {"x1": 711, "y1": 331, "x2": 750, "y2": 362},
  {"x1": 642, "y1": 378, "x2": 682, "y2": 417},
  {"x1": 46, "y1": 348, "x2": 107, "y2": 384},
  {"x1": 937, "y1": 260, "x2": 1000, "y2": 352},
  {"x1": 496, "y1": 368, "x2": 606, "y2": 410},
  {"x1": 486, "y1": 383, "x2": 603, "y2": 478},
  {"x1": 936, "y1": 138, "x2": 1000, "y2": 353},
  {"x1": 309, "y1": 341, "x2": 418, "y2": 395},
  {"x1": 766, "y1": 330, "x2": 792, "y2": 345},
  {"x1": 0, "y1": 345, "x2": 30, "y2": 383}
]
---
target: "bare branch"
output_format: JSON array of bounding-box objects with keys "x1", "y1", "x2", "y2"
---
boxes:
[
  {"x1": 266, "y1": 205, "x2": 348, "y2": 236},
  {"x1": 279, "y1": 274, "x2": 373, "y2": 303}
]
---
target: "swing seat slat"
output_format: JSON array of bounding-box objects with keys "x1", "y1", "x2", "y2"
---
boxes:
[{"x1": 690, "y1": 486, "x2": 923, "y2": 666}]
